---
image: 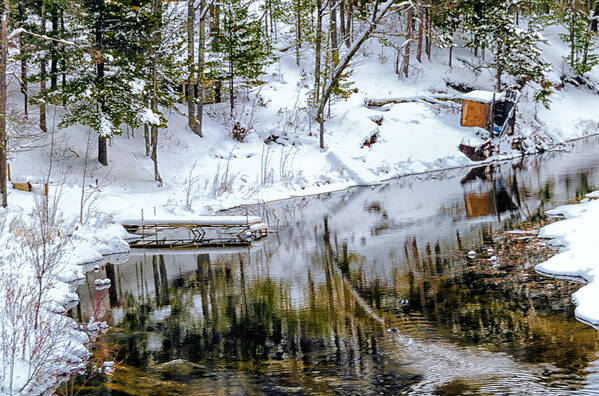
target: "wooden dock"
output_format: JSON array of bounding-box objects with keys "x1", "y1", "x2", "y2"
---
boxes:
[{"x1": 122, "y1": 215, "x2": 268, "y2": 249}]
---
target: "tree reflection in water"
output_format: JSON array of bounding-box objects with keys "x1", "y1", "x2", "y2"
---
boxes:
[
  {"x1": 73, "y1": 140, "x2": 599, "y2": 394},
  {"x1": 74, "y1": 219, "x2": 599, "y2": 395}
]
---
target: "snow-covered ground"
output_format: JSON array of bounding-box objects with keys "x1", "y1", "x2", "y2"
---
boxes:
[
  {"x1": 3, "y1": 19, "x2": 599, "y2": 394},
  {"x1": 537, "y1": 192, "x2": 599, "y2": 329},
  {"x1": 6, "y1": 26, "x2": 599, "y2": 225},
  {"x1": 0, "y1": 204, "x2": 129, "y2": 394}
]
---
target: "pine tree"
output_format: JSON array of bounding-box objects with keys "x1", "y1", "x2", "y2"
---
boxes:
[
  {"x1": 459, "y1": 1, "x2": 553, "y2": 105},
  {"x1": 211, "y1": 0, "x2": 274, "y2": 117},
  {"x1": 559, "y1": 1, "x2": 599, "y2": 76},
  {"x1": 47, "y1": 0, "x2": 173, "y2": 165}
]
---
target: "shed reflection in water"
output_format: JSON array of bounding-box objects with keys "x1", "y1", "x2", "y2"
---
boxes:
[{"x1": 76, "y1": 138, "x2": 599, "y2": 395}]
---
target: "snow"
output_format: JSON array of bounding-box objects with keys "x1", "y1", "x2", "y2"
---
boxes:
[
  {"x1": 129, "y1": 78, "x2": 146, "y2": 95},
  {"x1": 120, "y1": 215, "x2": 262, "y2": 225},
  {"x1": 99, "y1": 114, "x2": 114, "y2": 137},
  {"x1": 536, "y1": 195, "x2": 599, "y2": 328},
  {"x1": 462, "y1": 90, "x2": 504, "y2": 103},
  {"x1": 0, "y1": 203, "x2": 130, "y2": 394},
  {"x1": 140, "y1": 108, "x2": 161, "y2": 126}
]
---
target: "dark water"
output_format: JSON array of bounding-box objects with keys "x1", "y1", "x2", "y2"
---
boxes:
[{"x1": 75, "y1": 137, "x2": 599, "y2": 395}]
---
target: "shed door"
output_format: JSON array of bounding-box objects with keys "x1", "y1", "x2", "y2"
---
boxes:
[{"x1": 461, "y1": 100, "x2": 488, "y2": 128}]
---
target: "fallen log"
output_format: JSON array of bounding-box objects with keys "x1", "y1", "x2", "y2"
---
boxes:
[{"x1": 364, "y1": 94, "x2": 461, "y2": 107}]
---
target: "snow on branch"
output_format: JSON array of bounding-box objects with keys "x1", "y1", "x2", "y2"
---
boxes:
[{"x1": 318, "y1": 0, "x2": 398, "y2": 118}]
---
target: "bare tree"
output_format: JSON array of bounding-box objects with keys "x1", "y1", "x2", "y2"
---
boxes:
[
  {"x1": 316, "y1": 0, "x2": 396, "y2": 149},
  {"x1": 314, "y1": 0, "x2": 324, "y2": 104},
  {"x1": 0, "y1": 0, "x2": 7, "y2": 207},
  {"x1": 79, "y1": 128, "x2": 100, "y2": 224},
  {"x1": 20, "y1": 192, "x2": 68, "y2": 331},
  {"x1": 0, "y1": 272, "x2": 86, "y2": 395},
  {"x1": 40, "y1": 1, "x2": 48, "y2": 133}
]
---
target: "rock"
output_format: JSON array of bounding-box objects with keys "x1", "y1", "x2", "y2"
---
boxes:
[{"x1": 153, "y1": 359, "x2": 205, "y2": 378}]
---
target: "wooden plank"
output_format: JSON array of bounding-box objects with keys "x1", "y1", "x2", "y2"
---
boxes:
[{"x1": 461, "y1": 100, "x2": 488, "y2": 128}]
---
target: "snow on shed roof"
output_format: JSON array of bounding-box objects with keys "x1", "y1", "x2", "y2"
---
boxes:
[{"x1": 462, "y1": 90, "x2": 505, "y2": 103}]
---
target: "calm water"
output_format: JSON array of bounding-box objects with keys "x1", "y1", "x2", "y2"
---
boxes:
[{"x1": 75, "y1": 137, "x2": 599, "y2": 395}]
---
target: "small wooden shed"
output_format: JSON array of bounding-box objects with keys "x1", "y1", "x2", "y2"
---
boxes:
[{"x1": 460, "y1": 90, "x2": 503, "y2": 129}]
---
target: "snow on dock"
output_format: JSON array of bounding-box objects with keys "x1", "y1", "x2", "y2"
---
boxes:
[
  {"x1": 121, "y1": 215, "x2": 263, "y2": 226},
  {"x1": 121, "y1": 215, "x2": 268, "y2": 249}
]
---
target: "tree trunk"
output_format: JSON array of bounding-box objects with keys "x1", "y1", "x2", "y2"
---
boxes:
[
  {"x1": 98, "y1": 135, "x2": 107, "y2": 166},
  {"x1": 0, "y1": 0, "x2": 8, "y2": 207},
  {"x1": 314, "y1": 0, "x2": 323, "y2": 104},
  {"x1": 151, "y1": 0, "x2": 162, "y2": 185},
  {"x1": 330, "y1": 1, "x2": 339, "y2": 67},
  {"x1": 40, "y1": 2, "x2": 47, "y2": 133},
  {"x1": 196, "y1": 0, "x2": 206, "y2": 137},
  {"x1": 96, "y1": 2, "x2": 108, "y2": 166},
  {"x1": 346, "y1": 0, "x2": 352, "y2": 45},
  {"x1": 50, "y1": 10, "x2": 58, "y2": 90},
  {"x1": 416, "y1": 6, "x2": 423, "y2": 63},
  {"x1": 151, "y1": 123, "x2": 161, "y2": 184},
  {"x1": 426, "y1": 7, "x2": 432, "y2": 60},
  {"x1": 264, "y1": 0, "x2": 269, "y2": 38},
  {"x1": 229, "y1": 50, "x2": 234, "y2": 117},
  {"x1": 18, "y1": 1, "x2": 28, "y2": 118},
  {"x1": 60, "y1": 10, "x2": 66, "y2": 106},
  {"x1": 144, "y1": 123, "x2": 150, "y2": 156},
  {"x1": 20, "y1": 44, "x2": 28, "y2": 118},
  {"x1": 403, "y1": 7, "x2": 413, "y2": 78},
  {"x1": 187, "y1": 0, "x2": 199, "y2": 134},
  {"x1": 496, "y1": 67, "x2": 502, "y2": 91},
  {"x1": 339, "y1": 0, "x2": 348, "y2": 48}
]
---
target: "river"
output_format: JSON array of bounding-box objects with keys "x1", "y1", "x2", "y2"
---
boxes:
[{"x1": 74, "y1": 136, "x2": 599, "y2": 395}]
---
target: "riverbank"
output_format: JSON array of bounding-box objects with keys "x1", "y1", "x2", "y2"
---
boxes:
[
  {"x1": 535, "y1": 193, "x2": 599, "y2": 329},
  {"x1": 0, "y1": 205, "x2": 130, "y2": 394}
]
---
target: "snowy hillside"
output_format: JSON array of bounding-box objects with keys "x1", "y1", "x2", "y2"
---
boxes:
[{"x1": 5, "y1": 25, "x2": 599, "y2": 224}]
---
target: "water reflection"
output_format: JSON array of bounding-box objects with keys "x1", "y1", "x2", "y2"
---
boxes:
[{"x1": 76, "y1": 137, "x2": 599, "y2": 395}]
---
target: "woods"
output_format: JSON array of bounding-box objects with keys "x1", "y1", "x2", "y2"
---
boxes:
[{"x1": 0, "y1": 0, "x2": 597, "y2": 207}]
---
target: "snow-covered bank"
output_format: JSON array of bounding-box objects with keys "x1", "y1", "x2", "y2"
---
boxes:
[
  {"x1": 0, "y1": 203, "x2": 129, "y2": 394},
  {"x1": 536, "y1": 193, "x2": 599, "y2": 328}
]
